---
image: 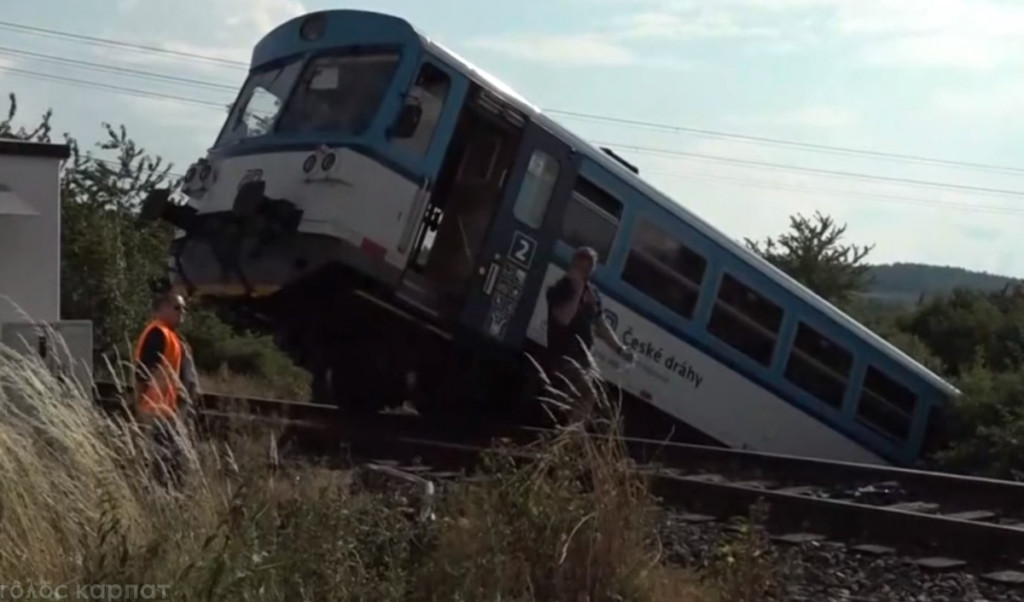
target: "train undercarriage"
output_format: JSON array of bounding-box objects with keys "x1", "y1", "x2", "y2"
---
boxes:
[
  {"x1": 197, "y1": 261, "x2": 533, "y2": 429},
  {"x1": 191, "y1": 262, "x2": 721, "y2": 450}
]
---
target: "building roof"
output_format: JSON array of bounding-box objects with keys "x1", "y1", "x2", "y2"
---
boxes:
[{"x1": 0, "y1": 139, "x2": 71, "y2": 160}]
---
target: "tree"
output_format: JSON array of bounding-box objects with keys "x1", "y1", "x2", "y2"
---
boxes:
[
  {"x1": 1, "y1": 91, "x2": 310, "y2": 397},
  {"x1": 900, "y1": 286, "x2": 1024, "y2": 378},
  {"x1": 745, "y1": 211, "x2": 874, "y2": 307},
  {"x1": 1, "y1": 93, "x2": 175, "y2": 360}
]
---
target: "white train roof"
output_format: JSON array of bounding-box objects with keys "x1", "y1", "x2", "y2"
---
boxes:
[{"x1": 417, "y1": 33, "x2": 958, "y2": 397}]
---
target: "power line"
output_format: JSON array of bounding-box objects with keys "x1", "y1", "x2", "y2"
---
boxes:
[
  {"x1": 0, "y1": 20, "x2": 245, "y2": 69},
  {"x1": 2, "y1": 17, "x2": 1021, "y2": 178},
  {"x1": 548, "y1": 109, "x2": 1024, "y2": 177},
  {"x1": 5, "y1": 36, "x2": 1024, "y2": 211},
  {"x1": 8, "y1": 60, "x2": 1024, "y2": 206},
  {"x1": 0, "y1": 65, "x2": 227, "y2": 109},
  {"x1": 91, "y1": 157, "x2": 185, "y2": 180},
  {"x1": 0, "y1": 46, "x2": 238, "y2": 92},
  {"x1": 8, "y1": 61, "x2": 1024, "y2": 205},
  {"x1": 606, "y1": 141, "x2": 1024, "y2": 199},
  {"x1": 646, "y1": 168, "x2": 1024, "y2": 217}
]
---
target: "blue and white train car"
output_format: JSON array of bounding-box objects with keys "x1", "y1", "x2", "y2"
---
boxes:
[{"x1": 142, "y1": 9, "x2": 958, "y2": 466}]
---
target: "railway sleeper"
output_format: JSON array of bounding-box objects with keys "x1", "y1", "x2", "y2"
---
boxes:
[
  {"x1": 651, "y1": 474, "x2": 1024, "y2": 570},
  {"x1": 334, "y1": 433, "x2": 1024, "y2": 585}
]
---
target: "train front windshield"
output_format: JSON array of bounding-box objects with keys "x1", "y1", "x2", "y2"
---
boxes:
[{"x1": 217, "y1": 50, "x2": 401, "y2": 146}]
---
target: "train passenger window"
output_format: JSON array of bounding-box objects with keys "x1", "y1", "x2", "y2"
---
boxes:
[
  {"x1": 622, "y1": 217, "x2": 706, "y2": 319},
  {"x1": 393, "y1": 63, "x2": 451, "y2": 156},
  {"x1": 559, "y1": 177, "x2": 622, "y2": 262},
  {"x1": 277, "y1": 52, "x2": 401, "y2": 135},
  {"x1": 513, "y1": 150, "x2": 560, "y2": 228},
  {"x1": 855, "y1": 366, "x2": 917, "y2": 441},
  {"x1": 707, "y1": 273, "x2": 783, "y2": 367},
  {"x1": 784, "y1": 322, "x2": 852, "y2": 408}
]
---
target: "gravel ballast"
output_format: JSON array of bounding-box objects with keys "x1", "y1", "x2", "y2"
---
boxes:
[{"x1": 660, "y1": 512, "x2": 1024, "y2": 601}]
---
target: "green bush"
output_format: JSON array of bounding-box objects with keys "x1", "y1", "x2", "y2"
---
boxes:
[
  {"x1": 181, "y1": 308, "x2": 310, "y2": 399},
  {"x1": 932, "y1": 364, "x2": 1024, "y2": 479}
]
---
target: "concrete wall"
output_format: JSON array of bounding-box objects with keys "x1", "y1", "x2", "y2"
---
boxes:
[{"x1": 0, "y1": 141, "x2": 70, "y2": 325}]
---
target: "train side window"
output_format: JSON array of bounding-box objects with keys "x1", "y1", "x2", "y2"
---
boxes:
[
  {"x1": 512, "y1": 150, "x2": 560, "y2": 228},
  {"x1": 707, "y1": 273, "x2": 783, "y2": 367},
  {"x1": 622, "y1": 217, "x2": 707, "y2": 319},
  {"x1": 559, "y1": 177, "x2": 622, "y2": 262},
  {"x1": 783, "y1": 322, "x2": 852, "y2": 408},
  {"x1": 393, "y1": 63, "x2": 451, "y2": 156},
  {"x1": 856, "y1": 366, "x2": 917, "y2": 441}
]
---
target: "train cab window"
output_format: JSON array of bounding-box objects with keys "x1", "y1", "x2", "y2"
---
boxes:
[
  {"x1": 855, "y1": 366, "x2": 918, "y2": 441},
  {"x1": 622, "y1": 217, "x2": 707, "y2": 319},
  {"x1": 784, "y1": 322, "x2": 852, "y2": 408},
  {"x1": 707, "y1": 273, "x2": 783, "y2": 367},
  {"x1": 393, "y1": 62, "x2": 451, "y2": 156},
  {"x1": 277, "y1": 52, "x2": 401, "y2": 135},
  {"x1": 559, "y1": 177, "x2": 622, "y2": 262},
  {"x1": 217, "y1": 59, "x2": 304, "y2": 145},
  {"x1": 513, "y1": 150, "x2": 560, "y2": 228}
]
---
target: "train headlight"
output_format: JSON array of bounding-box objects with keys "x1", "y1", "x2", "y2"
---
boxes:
[
  {"x1": 302, "y1": 154, "x2": 317, "y2": 173},
  {"x1": 321, "y1": 152, "x2": 336, "y2": 171},
  {"x1": 181, "y1": 158, "x2": 216, "y2": 196}
]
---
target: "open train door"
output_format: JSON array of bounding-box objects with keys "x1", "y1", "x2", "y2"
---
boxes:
[{"x1": 457, "y1": 120, "x2": 579, "y2": 349}]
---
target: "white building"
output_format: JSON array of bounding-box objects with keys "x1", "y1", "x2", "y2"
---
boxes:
[
  {"x1": 0, "y1": 139, "x2": 93, "y2": 389},
  {"x1": 0, "y1": 139, "x2": 69, "y2": 324}
]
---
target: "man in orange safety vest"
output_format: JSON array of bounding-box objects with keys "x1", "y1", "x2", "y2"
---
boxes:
[{"x1": 132, "y1": 291, "x2": 199, "y2": 487}]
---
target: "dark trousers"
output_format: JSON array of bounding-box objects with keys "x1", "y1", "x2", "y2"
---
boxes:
[
  {"x1": 145, "y1": 417, "x2": 187, "y2": 489},
  {"x1": 544, "y1": 348, "x2": 600, "y2": 425}
]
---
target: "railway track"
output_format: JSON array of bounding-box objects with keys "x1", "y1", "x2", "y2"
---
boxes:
[
  {"x1": 344, "y1": 433, "x2": 1024, "y2": 586},
  {"x1": 92, "y1": 383, "x2": 1024, "y2": 584}
]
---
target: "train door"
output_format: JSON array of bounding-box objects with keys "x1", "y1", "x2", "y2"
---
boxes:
[
  {"x1": 457, "y1": 121, "x2": 579, "y2": 348},
  {"x1": 399, "y1": 87, "x2": 524, "y2": 316}
]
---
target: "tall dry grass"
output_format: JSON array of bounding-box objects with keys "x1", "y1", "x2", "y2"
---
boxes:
[{"x1": 0, "y1": 333, "x2": 739, "y2": 601}]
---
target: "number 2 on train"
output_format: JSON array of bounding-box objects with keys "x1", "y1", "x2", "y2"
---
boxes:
[{"x1": 508, "y1": 232, "x2": 536, "y2": 269}]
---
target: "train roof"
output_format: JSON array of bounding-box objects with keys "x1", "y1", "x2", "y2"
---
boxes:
[{"x1": 414, "y1": 33, "x2": 958, "y2": 397}]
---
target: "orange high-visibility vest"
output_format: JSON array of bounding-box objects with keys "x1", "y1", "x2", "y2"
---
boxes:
[{"x1": 132, "y1": 320, "x2": 184, "y2": 419}]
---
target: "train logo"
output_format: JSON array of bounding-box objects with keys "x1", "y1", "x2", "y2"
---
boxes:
[
  {"x1": 237, "y1": 169, "x2": 264, "y2": 191},
  {"x1": 603, "y1": 308, "x2": 619, "y2": 332}
]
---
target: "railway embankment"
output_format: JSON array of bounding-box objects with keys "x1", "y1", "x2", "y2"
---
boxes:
[
  {"x1": 9, "y1": 345, "x2": 1022, "y2": 600},
  {"x1": 0, "y1": 344, "x2": 731, "y2": 601}
]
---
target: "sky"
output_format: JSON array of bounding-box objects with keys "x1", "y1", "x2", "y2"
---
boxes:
[{"x1": 2, "y1": 0, "x2": 1023, "y2": 276}]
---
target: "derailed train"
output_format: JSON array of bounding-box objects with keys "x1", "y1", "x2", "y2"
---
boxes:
[{"x1": 142, "y1": 9, "x2": 959, "y2": 466}]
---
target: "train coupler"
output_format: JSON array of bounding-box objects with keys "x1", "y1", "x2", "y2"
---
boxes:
[{"x1": 139, "y1": 188, "x2": 198, "y2": 232}]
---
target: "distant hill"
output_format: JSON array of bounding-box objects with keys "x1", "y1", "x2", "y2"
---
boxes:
[{"x1": 863, "y1": 263, "x2": 1020, "y2": 306}]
